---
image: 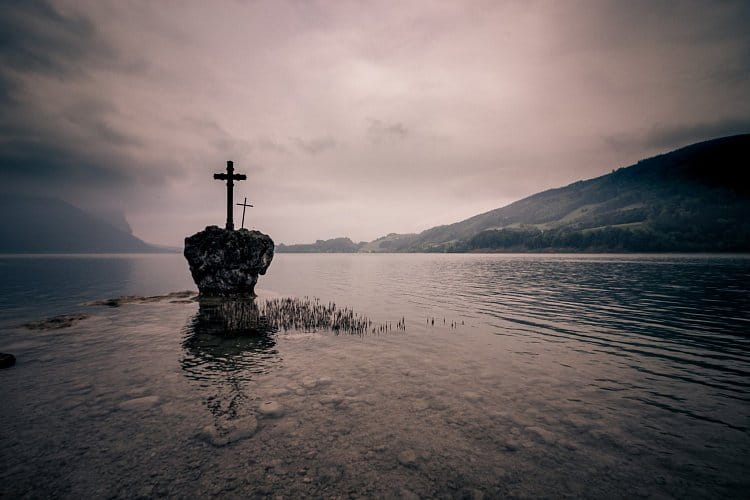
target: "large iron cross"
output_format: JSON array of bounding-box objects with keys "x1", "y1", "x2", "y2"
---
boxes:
[{"x1": 213, "y1": 160, "x2": 246, "y2": 230}]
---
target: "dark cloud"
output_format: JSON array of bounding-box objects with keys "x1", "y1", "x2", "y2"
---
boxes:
[
  {"x1": 0, "y1": 138, "x2": 134, "y2": 197},
  {"x1": 1, "y1": 1, "x2": 749, "y2": 246},
  {"x1": 0, "y1": 0, "x2": 157, "y2": 209},
  {"x1": 187, "y1": 118, "x2": 290, "y2": 158},
  {"x1": 0, "y1": 0, "x2": 123, "y2": 106},
  {"x1": 552, "y1": 0, "x2": 750, "y2": 51},
  {"x1": 0, "y1": 105, "x2": 151, "y2": 208},
  {"x1": 644, "y1": 119, "x2": 750, "y2": 151},
  {"x1": 367, "y1": 119, "x2": 408, "y2": 143},
  {"x1": 0, "y1": 0, "x2": 110, "y2": 75},
  {"x1": 604, "y1": 118, "x2": 750, "y2": 156},
  {"x1": 61, "y1": 99, "x2": 142, "y2": 147},
  {"x1": 256, "y1": 138, "x2": 289, "y2": 155},
  {"x1": 294, "y1": 136, "x2": 337, "y2": 155}
]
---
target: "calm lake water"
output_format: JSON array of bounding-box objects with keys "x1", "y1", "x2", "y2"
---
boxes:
[{"x1": 1, "y1": 253, "x2": 749, "y2": 498}]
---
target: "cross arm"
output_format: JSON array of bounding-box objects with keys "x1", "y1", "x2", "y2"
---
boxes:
[
  {"x1": 213, "y1": 173, "x2": 228, "y2": 180},
  {"x1": 233, "y1": 174, "x2": 247, "y2": 180}
]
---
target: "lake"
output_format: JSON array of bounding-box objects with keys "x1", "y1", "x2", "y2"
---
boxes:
[{"x1": 1, "y1": 253, "x2": 748, "y2": 498}]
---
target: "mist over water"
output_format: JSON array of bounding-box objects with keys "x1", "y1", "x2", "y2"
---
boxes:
[{"x1": 1, "y1": 253, "x2": 748, "y2": 497}]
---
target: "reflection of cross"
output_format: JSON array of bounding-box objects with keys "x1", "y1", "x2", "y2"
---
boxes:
[
  {"x1": 213, "y1": 161, "x2": 246, "y2": 230},
  {"x1": 236, "y1": 197, "x2": 253, "y2": 229}
]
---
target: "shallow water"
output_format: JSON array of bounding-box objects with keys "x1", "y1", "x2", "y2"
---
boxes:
[{"x1": 1, "y1": 253, "x2": 749, "y2": 498}]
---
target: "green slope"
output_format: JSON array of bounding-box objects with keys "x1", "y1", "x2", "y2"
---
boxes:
[{"x1": 368, "y1": 134, "x2": 750, "y2": 252}]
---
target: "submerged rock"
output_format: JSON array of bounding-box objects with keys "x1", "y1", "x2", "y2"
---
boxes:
[
  {"x1": 397, "y1": 449, "x2": 418, "y2": 467},
  {"x1": 184, "y1": 226, "x2": 274, "y2": 297},
  {"x1": 85, "y1": 290, "x2": 196, "y2": 307},
  {"x1": 118, "y1": 395, "x2": 161, "y2": 411},
  {"x1": 23, "y1": 314, "x2": 89, "y2": 330},
  {"x1": 0, "y1": 352, "x2": 16, "y2": 369},
  {"x1": 301, "y1": 376, "x2": 318, "y2": 389},
  {"x1": 319, "y1": 394, "x2": 344, "y2": 406},
  {"x1": 258, "y1": 400, "x2": 284, "y2": 418},
  {"x1": 197, "y1": 416, "x2": 258, "y2": 447}
]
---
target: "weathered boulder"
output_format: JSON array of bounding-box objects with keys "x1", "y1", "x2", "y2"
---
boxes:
[
  {"x1": 0, "y1": 353, "x2": 16, "y2": 369},
  {"x1": 23, "y1": 314, "x2": 89, "y2": 330},
  {"x1": 184, "y1": 226, "x2": 274, "y2": 297}
]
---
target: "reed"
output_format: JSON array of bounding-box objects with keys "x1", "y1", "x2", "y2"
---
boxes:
[{"x1": 205, "y1": 296, "x2": 406, "y2": 336}]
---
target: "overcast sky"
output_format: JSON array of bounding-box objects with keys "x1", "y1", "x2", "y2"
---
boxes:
[{"x1": 2, "y1": 0, "x2": 749, "y2": 246}]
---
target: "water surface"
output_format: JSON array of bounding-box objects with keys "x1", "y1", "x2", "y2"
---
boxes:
[{"x1": 1, "y1": 253, "x2": 748, "y2": 498}]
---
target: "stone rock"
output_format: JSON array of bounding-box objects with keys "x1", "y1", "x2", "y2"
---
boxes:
[
  {"x1": 198, "y1": 416, "x2": 258, "y2": 447},
  {"x1": 503, "y1": 439, "x2": 520, "y2": 451},
  {"x1": 265, "y1": 458, "x2": 283, "y2": 469},
  {"x1": 184, "y1": 226, "x2": 274, "y2": 297},
  {"x1": 258, "y1": 401, "x2": 284, "y2": 418},
  {"x1": 399, "y1": 489, "x2": 420, "y2": 500},
  {"x1": 301, "y1": 376, "x2": 317, "y2": 389},
  {"x1": 526, "y1": 426, "x2": 556, "y2": 444},
  {"x1": 69, "y1": 384, "x2": 94, "y2": 395},
  {"x1": 461, "y1": 488, "x2": 485, "y2": 500},
  {"x1": 397, "y1": 449, "x2": 418, "y2": 467},
  {"x1": 118, "y1": 395, "x2": 161, "y2": 411},
  {"x1": 318, "y1": 466, "x2": 343, "y2": 484},
  {"x1": 412, "y1": 399, "x2": 430, "y2": 411},
  {"x1": 23, "y1": 314, "x2": 89, "y2": 330},
  {"x1": 0, "y1": 352, "x2": 16, "y2": 369},
  {"x1": 319, "y1": 394, "x2": 344, "y2": 406},
  {"x1": 197, "y1": 425, "x2": 220, "y2": 445},
  {"x1": 223, "y1": 416, "x2": 258, "y2": 444},
  {"x1": 462, "y1": 391, "x2": 481, "y2": 402},
  {"x1": 85, "y1": 290, "x2": 195, "y2": 307}
]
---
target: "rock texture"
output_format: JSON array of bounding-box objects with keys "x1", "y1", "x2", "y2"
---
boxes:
[
  {"x1": 85, "y1": 290, "x2": 196, "y2": 307},
  {"x1": 184, "y1": 226, "x2": 274, "y2": 297},
  {"x1": 23, "y1": 314, "x2": 89, "y2": 330},
  {"x1": 197, "y1": 416, "x2": 258, "y2": 447},
  {"x1": 0, "y1": 353, "x2": 16, "y2": 369}
]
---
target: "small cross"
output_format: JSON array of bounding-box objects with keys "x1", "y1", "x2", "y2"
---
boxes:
[
  {"x1": 213, "y1": 160, "x2": 246, "y2": 230},
  {"x1": 236, "y1": 197, "x2": 253, "y2": 229}
]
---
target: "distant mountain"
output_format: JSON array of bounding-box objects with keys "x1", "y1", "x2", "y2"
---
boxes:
[
  {"x1": 357, "y1": 233, "x2": 418, "y2": 253},
  {"x1": 0, "y1": 194, "x2": 170, "y2": 253},
  {"x1": 277, "y1": 237, "x2": 361, "y2": 253},
  {"x1": 286, "y1": 134, "x2": 750, "y2": 253}
]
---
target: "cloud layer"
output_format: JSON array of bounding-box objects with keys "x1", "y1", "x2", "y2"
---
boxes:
[{"x1": 2, "y1": 0, "x2": 749, "y2": 245}]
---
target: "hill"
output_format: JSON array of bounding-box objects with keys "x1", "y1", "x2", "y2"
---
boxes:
[
  {"x1": 0, "y1": 194, "x2": 169, "y2": 253},
  {"x1": 277, "y1": 237, "x2": 361, "y2": 253},
  {"x1": 377, "y1": 134, "x2": 750, "y2": 252},
  {"x1": 416, "y1": 135, "x2": 750, "y2": 252},
  {"x1": 357, "y1": 134, "x2": 750, "y2": 253}
]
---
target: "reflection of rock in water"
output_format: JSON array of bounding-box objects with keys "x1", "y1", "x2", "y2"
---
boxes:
[
  {"x1": 190, "y1": 298, "x2": 276, "y2": 337},
  {"x1": 181, "y1": 298, "x2": 280, "y2": 418}
]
